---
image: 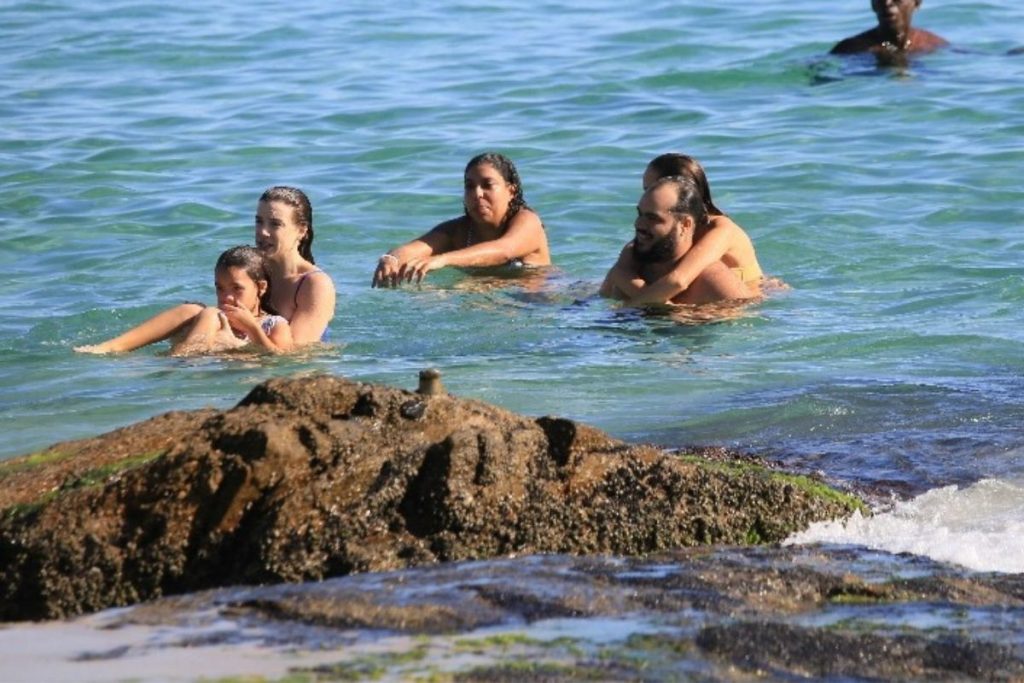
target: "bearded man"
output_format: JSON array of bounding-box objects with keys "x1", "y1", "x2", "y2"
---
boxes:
[{"x1": 600, "y1": 176, "x2": 752, "y2": 306}]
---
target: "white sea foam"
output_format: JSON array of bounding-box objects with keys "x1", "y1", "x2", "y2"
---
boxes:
[{"x1": 785, "y1": 478, "x2": 1024, "y2": 574}]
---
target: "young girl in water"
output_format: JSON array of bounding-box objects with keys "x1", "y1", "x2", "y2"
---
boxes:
[
  {"x1": 603, "y1": 153, "x2": 764, "y2": 305},
  {"x1": 171, "y1": 245, "x2": 293, "y2": 355},
  {"x1": 77, "y1": 246, "x2": 293, "y2": 355}
]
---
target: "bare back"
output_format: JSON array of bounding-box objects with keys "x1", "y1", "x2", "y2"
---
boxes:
[{"x1": 703, "y1": 215, "x2": 764, "y2": 284}]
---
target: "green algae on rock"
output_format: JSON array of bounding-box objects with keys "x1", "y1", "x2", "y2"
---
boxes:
[
  {"x1": 0, "y1": 374, "x2": 864, "y2": 621},
  {"x1": 30, "y1": 548, "x2": 1020, "y2": 683}
]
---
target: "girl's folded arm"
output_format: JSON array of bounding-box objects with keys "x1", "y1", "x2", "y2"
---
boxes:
[
  {"x1": 243, "y1": 318, "x2": 294, "y2": 354},
  {"x1": 266, "y1": 319, "x2": 294, "y2": 353}
]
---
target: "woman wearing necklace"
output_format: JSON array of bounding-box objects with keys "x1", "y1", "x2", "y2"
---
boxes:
[
  {"x1": 372, "y1": 152, "x2": 551, "y2": 287},
  {"x1": 830, "y1": 0, "x2": 947, "y2": 62}
]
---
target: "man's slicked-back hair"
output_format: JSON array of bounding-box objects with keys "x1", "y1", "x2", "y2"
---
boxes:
[{"x1": 649, "y1": 175, "x2": 710, "y2": 231}]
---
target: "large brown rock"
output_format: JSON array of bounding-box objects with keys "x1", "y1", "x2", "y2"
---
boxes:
[{"x1": 0, "y1": 374, "x2": 863, "y2": 621}]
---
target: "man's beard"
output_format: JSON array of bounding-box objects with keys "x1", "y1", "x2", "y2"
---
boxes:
[{"x1": 632, "y1": 231, "x2": 678, "y2": 264}]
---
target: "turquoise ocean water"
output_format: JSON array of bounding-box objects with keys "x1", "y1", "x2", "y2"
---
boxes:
[{"x1": 2, "y1": 0, "x2": 1023, "y2": 596}]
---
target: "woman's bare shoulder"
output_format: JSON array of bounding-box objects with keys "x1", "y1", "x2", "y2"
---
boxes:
[
  {"x1": 709, "y1": 214, "x2": 745, "y2": 234},
  {"x1": 301, "y1": 267, "x2": 335, "y2": 294},
  {"x1": 508, "y1": 206, "x2": 544, "y2": 230},
  {"x1": 435, "y1": 215, "x2": 469, "y2": 231},
  {"x1": 426, "y1": 215, "x2": 470, "y2": 243}
]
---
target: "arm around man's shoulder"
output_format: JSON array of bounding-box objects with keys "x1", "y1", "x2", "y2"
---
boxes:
[{"x1": 599, "y1": 242, "x2": 641, "y2": 299}]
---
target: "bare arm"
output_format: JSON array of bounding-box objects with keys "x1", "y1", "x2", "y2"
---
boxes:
[
  {"x1": 619, "y1": 221, "x2": 735, "y2": 305},
  {"x1": 372, "y1": 220, "x2": 458, "y2": 287},
  {"x1": 599, "y1": 243, "x2": 645, "y2": 299},
  {"x1": 400, "y1": 209, "x2": 547, "y2": 283},
  {"x1": 242, "y1": 317, "x2": 294, "y2": 353},
  {"x1": 219, "y1": 305, "x2": 295, "y2": 353},
  {"x1": 168, "y1": 306, "x2": 244, "y2": 356},
  {"x1": 288, "y1": 271, "x2": 335, "y2": 344},
  {"x1": 268, "y1": 318, "x2": 294, "y2": 352}
]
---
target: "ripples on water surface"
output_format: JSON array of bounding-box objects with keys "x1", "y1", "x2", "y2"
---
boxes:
[{"x1": 2, "y1": 1, "x2": 1024, "y2": 575}]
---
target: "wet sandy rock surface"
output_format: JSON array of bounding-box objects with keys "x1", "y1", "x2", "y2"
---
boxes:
[
  {"x1": 0, "y1": 373, "x2": 862, "y2": 622},
  {"x1": 11, "y1": 546, "x2": 1022, "y2": 682}
]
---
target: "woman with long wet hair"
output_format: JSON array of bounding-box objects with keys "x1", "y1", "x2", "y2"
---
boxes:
[
  {"x1": 76, "y1": 186, "x2": 335, "y2": 353},
  {"x1": 372, "y1": 152, "x2": 550, "y2": 287}
]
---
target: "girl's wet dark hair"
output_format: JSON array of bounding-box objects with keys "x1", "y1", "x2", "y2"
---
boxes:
[
  {"x1": 647, "y1": 153, "x2": 724, "y2": 216},
  {"x1": 464, "y1": 152, "x2": 528, "y2": 229},
  {"x1": 259, "y1": 186, "x2": 316, "y2": 264},
  {"x1": 215, "y1": 245, "x2": 277, "y2": 315},
  {"x1": 652, "y1": 175, "x2": 711, "y2": 232}
]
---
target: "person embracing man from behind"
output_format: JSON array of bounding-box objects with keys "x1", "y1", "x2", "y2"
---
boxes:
[
  {"x1": 600, "y1": 176, "x2": 753, "y2": 306},
  {"x1": 831, "y1": 0, "x2": 948, "y2": 63}
]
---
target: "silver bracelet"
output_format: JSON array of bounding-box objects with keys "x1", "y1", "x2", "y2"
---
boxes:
[{"x1": 379, "y1": 253, "x2": 399, "y2": 263}]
